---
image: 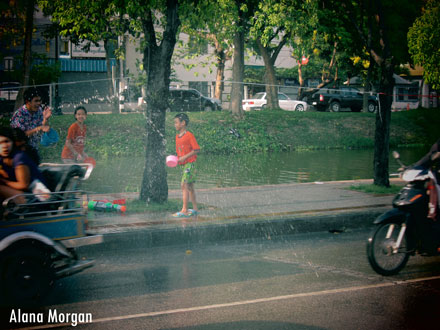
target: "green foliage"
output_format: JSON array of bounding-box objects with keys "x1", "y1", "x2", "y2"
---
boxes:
[
  {"x1": 0, "y1": 0, "x2": 26, "y2": 52},
  {"x1": 348, "y1": 184, "x2": 403, "y2": 195},
  {"x1": 37, "y1": 108, "x2": 440, "y2": 161},
  {"x1": 408, "y1": 0, "x2": 440, "y2": 89}
]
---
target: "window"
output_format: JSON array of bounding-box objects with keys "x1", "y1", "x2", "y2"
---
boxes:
[
  {"x1": 408, "y1": 87, "x2": 418, "y2": 101},
  {"x1": 60, "y1": 37, "x2": 71, "y2": 58},
  {"x1": 3, "y1": 57, "x2": 13, "y2": 71},
  {"x1": 188, "y1": 81, "x2": 208, "y2": 96},
  {"x1": 170, "y1": 90, "x2": 181, "y2": 100},
  {"x1": 278, "y1": 93, "x2": 288, "y2": 100},
  {"x1": 397, "y1": 88, "x2": 405, "y2": 101}
]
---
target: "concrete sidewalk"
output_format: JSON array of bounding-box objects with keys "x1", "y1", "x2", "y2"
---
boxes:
[{"x1": 85, "y1": 179, "x2": 400, "y2": 243}]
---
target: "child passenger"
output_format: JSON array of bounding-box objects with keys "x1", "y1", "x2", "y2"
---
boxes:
[
  {"x1": 61, "y1": 106, "x2": 88, "y2": 163},
  {"x1": 0, "y1": 127, "x2": 47, "y2": 204},
  {"x1": 173, "y1": 113, "x2": 200, "y2": 218}
]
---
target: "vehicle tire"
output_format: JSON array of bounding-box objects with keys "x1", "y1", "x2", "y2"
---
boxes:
[
  {"x1": 204, "y1": 104, "x2": 213, "y2": 112},
  {"x1": 295, "y1": 104, "x2": 305, "y2": 112},
  {"x1": 1, "y1": 247, "x2": 54, "y2": 305},
  {"x1": 366, "y1": 222, "x2": 410, "y2": 276},
  {"x1": 329, "y1": 101, "x2": 341, "y2": 112},
  {"x1": 262, "y1": 104, "x2": 267, "y2": 110},
  {"x1": 367, "y1": 101, "x2": 377, "y2": 113}
]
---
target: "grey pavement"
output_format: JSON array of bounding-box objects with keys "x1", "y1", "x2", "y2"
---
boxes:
[{"x1": 85, "y1": 179, "x2": 401, "y2": 244}]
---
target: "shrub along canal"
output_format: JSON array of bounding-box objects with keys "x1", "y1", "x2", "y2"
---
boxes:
[{"x1": 67, "y1": 147, "x2": 427, "y2": 194}]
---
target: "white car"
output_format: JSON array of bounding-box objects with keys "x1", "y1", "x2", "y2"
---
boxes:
[{"x1": 242, "y1": 92, "x2": 307, "y2": 111}]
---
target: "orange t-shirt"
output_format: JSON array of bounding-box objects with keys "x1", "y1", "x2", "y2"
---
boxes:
[
  {"x1": 61, "y1": 122, "x2": 86, "y2": 159},
  {"x1": 175, "y1": 131, "x2": 200, "y2": 165}
]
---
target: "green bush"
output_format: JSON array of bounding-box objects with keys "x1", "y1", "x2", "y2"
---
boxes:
[{"x1": 2, "y1": 107, "x2": 437, "y2": 161}]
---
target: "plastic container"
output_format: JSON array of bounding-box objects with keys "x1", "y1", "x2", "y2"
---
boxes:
[
  {"x1": 87, "y1": 200, "x2": 126, "y2": 212},
  {"x1": 112, "y1": 204, "x2": 127, "y2": 212},
  {"x1": 87, "y1": 201, "x2": 113, "y2": 212},
  {"x1": 166, "y1": 155, "x2": 178, "y2": 167}
]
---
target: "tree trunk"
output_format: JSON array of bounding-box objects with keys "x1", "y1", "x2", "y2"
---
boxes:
[
  {"x1": 214, "y1": 43, "x2": 225, "y2": 101},
  {"x1": 297, "y1": 63, "x2": 304, "y2": 99},
  {"x1": 230, "y1": 29, "x2": 244, "y2": 117},
  {"x1": 14, "y1": 0, "x2": 35, "y2": 110},
  {"x1": 373, "y1": 60, "x2": 393, "y2": 187},
  {"x1": 140, "y1": 65, "x2": 169, "y2": 203},
  {"x1": 257, "y1": 39, "x2": 278, "y2": 109},
  {"x1": 372, "y1": 0, "x2": 394, "y2": 187},
  {"x1": 139, "y1": 0, "x2": 180, "y2": 203}
]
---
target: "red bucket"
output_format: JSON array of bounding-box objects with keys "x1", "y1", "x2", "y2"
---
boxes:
[{"x1": 84, "y1": 156, "x2": 96, "y2": 168}]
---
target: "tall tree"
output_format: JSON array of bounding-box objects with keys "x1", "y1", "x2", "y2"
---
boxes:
[
  {"x1": 0, "y1": 0, "x2": 36, "y2": 108},
  {"x1": 178, "y1": 0, "x2": 235, "y2": 100},
  {"x1": 340, "y1": 0, "x2": 422, "y2": 186},
  {"x1": 124, "y1": 0, "x2": 181, "y2": 203},
  {"x1": 299, "y1": 1, "x2": 361, "y2": 101},
  {"x1": 408, "y1": 0, "x2": 440, "y2": 90},
  {"x1": 42, "y1": 0, "x2": 197, "y2": 203},
  {"x1": 39, "y1": 0, "x2": 125, "y2": 114},
  {"x1": 229, "y1": 0, "x2": 251, "y2": 117},
  {"x1": 250, "y1": 0, "x2": 319, "y2": 108}
]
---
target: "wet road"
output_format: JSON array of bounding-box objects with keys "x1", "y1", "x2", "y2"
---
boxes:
[{"x1": 4, "y1": 228, "x2": 440, "y2": 329}]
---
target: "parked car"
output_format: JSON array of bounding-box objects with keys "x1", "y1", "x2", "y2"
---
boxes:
[
  {"x1": 0, "y1": 82, "x2": 20, "y2": 101},
  {"x1": 242, "y1": 92, "x2": 308, "y2": 111},
  {"x1": 308, "y1": 85, "x2": 378, "y2": 113},
  {"x1": 168, "y1": 88, "x2": 221, "y2": 112}
]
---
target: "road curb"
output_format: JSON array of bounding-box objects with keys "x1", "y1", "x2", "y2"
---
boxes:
[{"x1": 94, "y1": 208, "x2": 387, "y2": 247}]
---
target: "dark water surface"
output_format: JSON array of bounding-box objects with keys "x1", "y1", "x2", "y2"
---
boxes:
[{"x1": 78, "y1": 147, "x2": 428, "y2": 194}]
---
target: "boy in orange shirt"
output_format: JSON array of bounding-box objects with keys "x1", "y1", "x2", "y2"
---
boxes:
[{"x1": 173, "y1": 113, "x2": 200, "y2": 218}]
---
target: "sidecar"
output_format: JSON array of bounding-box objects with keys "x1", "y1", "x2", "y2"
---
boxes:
[{"x1": 0, "y1": 163, "x2": 103, "y2": 304}]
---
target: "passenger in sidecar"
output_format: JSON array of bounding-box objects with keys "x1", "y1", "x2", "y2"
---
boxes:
[
  {"x1": 0, "y1": 163, "x2": 102, "y2": 305},
  {"x1": 2, "y1": 163, "x2": 93, "y2": 219}
]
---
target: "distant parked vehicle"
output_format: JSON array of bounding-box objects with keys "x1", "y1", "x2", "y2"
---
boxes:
[
  {"x1": 308, "y1": 85, "x2": 378, "y2": 113},
  {"x1": 0, "y1": 82, "x2": 20, "y2": 114},
  {"x1": 242, "y1": 92, "x2": 308, "y2": 111},
  {"x1": 168, "y1": 88, "x2": 221, "y2": 112},
  {"x1": 0, "y1": 82, "x2": 20, "y2": 101}
]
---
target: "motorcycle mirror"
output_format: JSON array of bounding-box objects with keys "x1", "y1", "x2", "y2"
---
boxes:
[{"x1": 392, "y1": 151, "x2": 400, "y2": 159}]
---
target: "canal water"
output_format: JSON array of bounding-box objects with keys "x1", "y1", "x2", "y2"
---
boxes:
[{"x1": 81, "y1": 147, "x2": 428, "y2": 194}]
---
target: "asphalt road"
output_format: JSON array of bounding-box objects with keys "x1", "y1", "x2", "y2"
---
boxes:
[{"x1": 3, "y1": 228, "x2": 440, "y2": 330}]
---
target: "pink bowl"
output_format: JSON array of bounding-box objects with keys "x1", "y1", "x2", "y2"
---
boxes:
[{"x1": 166, "y1": 155, "x2": 178, "y2": 167}]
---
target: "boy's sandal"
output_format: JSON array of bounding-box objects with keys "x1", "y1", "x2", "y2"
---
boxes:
[
  {"x1": 172, "y1": 212, "x2": 191, "y2": 218},
  {"x1": 188, "y1": 209, "x2": 199, "y2": 216}
]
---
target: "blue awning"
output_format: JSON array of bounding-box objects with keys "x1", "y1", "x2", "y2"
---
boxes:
[{"x1": 59, "y1": 58, "x2": 116, "y2": 72}]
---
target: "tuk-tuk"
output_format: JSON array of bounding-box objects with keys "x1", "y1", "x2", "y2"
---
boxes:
[{"x1": 0, "y1": 163, "x2": 103, "y2": 305}]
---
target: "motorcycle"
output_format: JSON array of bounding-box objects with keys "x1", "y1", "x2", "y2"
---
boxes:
[{"x1": 367, "y1": 151, "x2": 440, "y2": 276}]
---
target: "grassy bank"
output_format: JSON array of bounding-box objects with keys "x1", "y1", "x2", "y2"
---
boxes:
[{"x1": 7, "y1": 107, "x2": 438, "y2": 160}]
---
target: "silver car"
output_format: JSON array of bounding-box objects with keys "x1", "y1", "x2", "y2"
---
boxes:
[{"x1": 242, "y1": 92, "x2": 307, "y2": 111}]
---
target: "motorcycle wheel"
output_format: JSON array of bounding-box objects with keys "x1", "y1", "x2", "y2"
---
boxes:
[{"x1": 367, "y1": 222, "x2": 410, "y2": 276}]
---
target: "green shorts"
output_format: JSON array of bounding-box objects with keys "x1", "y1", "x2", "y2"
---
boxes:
[{"x1": 181, "y1": 162, "x2": 197, "y2": 184}]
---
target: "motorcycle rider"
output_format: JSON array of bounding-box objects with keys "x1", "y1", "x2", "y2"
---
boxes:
[
  {"x1": 414, "y1": 138, "x2": 440, "y2": 167},
  {"x1": 414, "y1": 138, "x2": 440, "y2": 221}
]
